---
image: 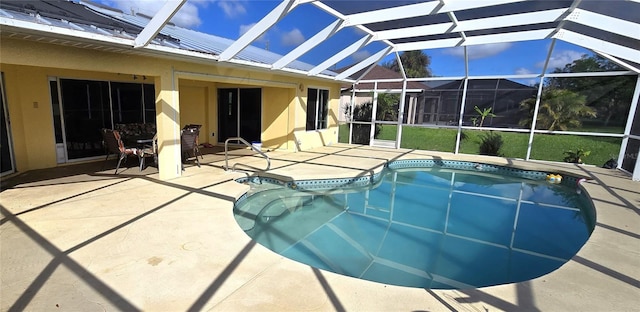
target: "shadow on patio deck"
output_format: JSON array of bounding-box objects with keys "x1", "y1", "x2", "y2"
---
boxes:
[{"x1": 1, "y1": 144, "x2": 638, "y2": 311}]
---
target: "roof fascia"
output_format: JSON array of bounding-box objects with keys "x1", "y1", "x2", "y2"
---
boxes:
[
  {"x1": 133, "y1": 0, "x2": 186, "y2": 48},
  {"x1": 1, "y1": 20, "x2": 350, "y2": 84},
  {"x1": 0, "y1": 16, "x2": 134, "y2": 46}
]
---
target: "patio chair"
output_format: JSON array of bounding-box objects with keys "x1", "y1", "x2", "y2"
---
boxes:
[
  {"x1": 183, "y1": 124, "x2": 203, "y2": 160},
  {"x1": 181, "y1": 127, "x2": 201, "y2": 168},
  {"x1": 101, "y1": 128, "x2": 154, "y2": 174}
]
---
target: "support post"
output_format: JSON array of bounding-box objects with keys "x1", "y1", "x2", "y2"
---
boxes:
[{"x1": 155, "y1": 68, "x2": 182, "y2": 180}]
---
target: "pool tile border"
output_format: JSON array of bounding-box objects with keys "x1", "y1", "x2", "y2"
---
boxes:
[{"x1": 235, "y1": 159, "x2": 584, "y2": 192}]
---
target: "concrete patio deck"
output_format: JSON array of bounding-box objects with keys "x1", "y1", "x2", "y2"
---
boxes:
[{"x1": 1, "y1": 144, "x2": 638, "y2": 311}]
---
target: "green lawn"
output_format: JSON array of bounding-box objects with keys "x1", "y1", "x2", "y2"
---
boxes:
[{"x1": 338, "y1": 124, "x2": 621, "y2": 166}]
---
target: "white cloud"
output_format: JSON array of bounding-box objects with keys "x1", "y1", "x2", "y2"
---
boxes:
[
  {"x1": 538, "y1": 50, "x2": 584, "y2": 70},
  {"x1": 103, "y1": 0, "x2": 211, "y2": 28},
  {"x1": 515, "y1": 67, "x2": 533, "y2": 75},
  {"x1": 239, "y1": 23, "x2": 256, "y2": 36},
  {"x1": 281, "y1": 28, "x2": 305, "y2": 46},
  {"x1": 239, "y1": 23, "x2": 269, "y2": 42},
  {"x1": 217, "y1": 0, "x2": 247, "y2": 18},
  {"x1": 351, "y1": 50, "x2": 371, "y2": 62},
  {"x1": 514, "y1": 68, "x2": 538, "y2": 86},
  {"x1": 443, "y1": 43, "x2": 512, "y2": 60}
]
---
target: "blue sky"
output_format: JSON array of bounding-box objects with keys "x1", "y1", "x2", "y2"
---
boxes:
[{"x1": 99, "y1": 0, "x2": 593, "y2": 83}]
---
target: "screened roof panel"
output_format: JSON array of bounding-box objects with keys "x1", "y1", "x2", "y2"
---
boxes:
[
  {"x1": 564, "y1": 22, "x2": 640, "y2": 50},
  {"x1": 364, "y1": 14, "x2": 450, "y2": 31},
  {"x1": 1, "y1": 0, "x2": 638, "y2": 81},
  {"x1": 578, "y1": 1, "x2": 640, "y2": 23},
  {"x1": 466, "y1": 22, "x2": 559, "y2": 37},
  {"x1": 454, "y1": 0, "x2": 573, "y2": 20},
  {"x1": 322, "y1": 0, "x2": 427, "y2": 15},
  {"x1": 390, "y1": 33, "x2": 461, "y2": 44}
]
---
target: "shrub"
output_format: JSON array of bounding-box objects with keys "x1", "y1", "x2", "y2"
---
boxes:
[
  {"x1": 563, "y1": 148, "x2": 591, "y2": 164},
  {"x1": 479, "y1": 131, "x2": 503, "y2": 156},
  {"x1": 349, "y1": 102, "x2": 381, "y2": 145}
]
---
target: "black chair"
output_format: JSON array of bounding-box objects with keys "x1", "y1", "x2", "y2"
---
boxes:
[
  {"x1": 183, "y1": 124, "x2": 203, "y2": 160},
  {"x1": 181, "y1": 127, "x2": 201, "y2": 168},
  {"x1": 101, "y1": 128, "x2": 154, "y2": 174}
]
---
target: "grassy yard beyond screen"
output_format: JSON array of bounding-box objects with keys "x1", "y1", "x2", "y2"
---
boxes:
[{"x1": 339, "y1": 124, "x2": 621, "y2": 167}]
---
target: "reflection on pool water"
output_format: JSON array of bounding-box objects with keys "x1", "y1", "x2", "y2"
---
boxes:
[{"x1": 233, "y1": 163, "x2": 595, "y2": 289}]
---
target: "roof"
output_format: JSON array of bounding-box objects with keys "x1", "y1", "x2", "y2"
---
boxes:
[
  {"x1": 0, "y1": 0, "x2": 339, "y2": 79},
  {"x1": 337, "y1": 65, "x2": 430, "y2": 91},
  {"x1": 426, "y1": 78, "x2": 535, "y2": 91},
  {"x1": 1, "y1": 0, "x2": 638, "y2": 81}
]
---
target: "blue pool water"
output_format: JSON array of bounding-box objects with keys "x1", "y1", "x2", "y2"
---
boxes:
[{"x1": 233, "y1": 163, "x2": 595, "y2": 289}]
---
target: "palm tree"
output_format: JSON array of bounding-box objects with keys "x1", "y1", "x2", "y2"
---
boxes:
[
  {"x1": 383, "y1": 50, "x2": 433, "y2": 78},
  {"x1": 474, "y1": 105, "x2": 497, "y2": 127},
  {"x1": 519, "y1": 89, "x2": 596, "y2": 131}
]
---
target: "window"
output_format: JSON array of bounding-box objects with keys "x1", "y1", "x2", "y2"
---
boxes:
[{"x1": 306, "y1": 88, "x2": 329, "y2": 130}]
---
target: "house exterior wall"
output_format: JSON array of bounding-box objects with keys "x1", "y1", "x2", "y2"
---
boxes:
[
  {"x1": 178, "y1": 81, "x2": 209, "y2": 141},
  {"x1": 0, "y1": 37, "x2": 341, "y2": 177},
  {"x1": 339, "y1": 93, "x2": 374, "y2": 122},
  {"x1": 293, "y1": 84, "x2": 341, "y2": 151}
]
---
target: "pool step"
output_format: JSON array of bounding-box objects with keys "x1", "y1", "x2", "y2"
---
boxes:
[{"x1": 234, "y1": 189, "x2": 312, "y2": 231}]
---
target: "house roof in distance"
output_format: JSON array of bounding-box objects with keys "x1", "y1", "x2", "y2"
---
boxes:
[{"x1": 337, "y1": 65, "x2": 430, "y2": 92}]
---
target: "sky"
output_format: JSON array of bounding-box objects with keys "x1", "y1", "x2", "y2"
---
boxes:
[{"x1": 98, "y1": 0, "x2": 594, "y2": 85}]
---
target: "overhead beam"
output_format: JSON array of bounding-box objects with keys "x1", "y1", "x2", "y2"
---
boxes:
[
  {"x1": 133, "y1": 0, "x2": 187, "y2": 48},
  {"x1": 569, "y1": 8, "x2": 640, "y2": 40},
  {"x1": 344, "y1": 0, "x2": 526, "y2": 26},
  {"x1": 335, "y1": 46, "x2": 393, "y2": 81},
  {"x1": 308, "y1": 34, "x2": 372, "y2": 76},
  {"x1": 463, "y1": 28, "x2": 554, "y2": 46},
  {"x1": 555, "y1": 29, "x2": 640, "y2": 63},
  {"x1": 595, "y1": 52, "x2": 640, "y2": 73},
  {"x1": 272, "y1": 19, "x2": 344, "y2": 70},
  {"x1": 375, "y1": 9, "x2": 566, "y2": 41},
  {"x1": 394, "y1": 28, "x2": 554, "y2": 52},
  {"x1": 218, "y1": 0, "x2": 298, "y2": 61}
]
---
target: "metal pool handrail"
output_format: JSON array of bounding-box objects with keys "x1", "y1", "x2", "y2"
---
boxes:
[{"x1": 224, "y1": 137, "x2": 271, "y2": 172}]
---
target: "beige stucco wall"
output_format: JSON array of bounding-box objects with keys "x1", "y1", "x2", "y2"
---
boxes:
[{"x1": 0, "y1": 37, "x2": 341, "y2": 178}]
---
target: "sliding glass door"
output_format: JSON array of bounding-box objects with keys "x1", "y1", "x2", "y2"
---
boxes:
[
  {"x1": 218, "y1": 88, "x2": 261, "y2": 143},
  {"x1": 1, "y1": 72, "x2": 15, "y2": 176},
  {"x1": 50, "y1": 78, "x2": 155, "y2": 162}
]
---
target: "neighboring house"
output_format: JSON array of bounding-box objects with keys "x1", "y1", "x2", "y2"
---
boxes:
[
  {"x1": 422, "y1": 79, "x2": 537, "y2": 127},
  {"x1": 0, "y1": 0, "x2": 344, "y2": 180},
  {"x1": 338, "y1": 65, "x2": 429, "y2": 124},
  {"x1": 338, "y1": 65, "x2": 536, "y2": 128}
]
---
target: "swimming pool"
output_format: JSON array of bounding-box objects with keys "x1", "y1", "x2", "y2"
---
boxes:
[{"x1": 233, "y1": 160, "x2": 595, "y2": 289}]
